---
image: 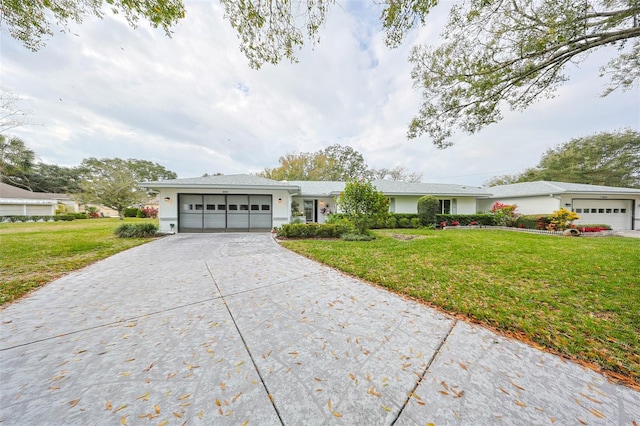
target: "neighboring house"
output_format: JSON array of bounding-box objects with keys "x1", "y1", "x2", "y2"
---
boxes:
[
  {"x1": 0, "y1": 182, "x2": 76, "y2": 216},
  {"x1": 478, "y1": 181, "x2": 640, "y2": 231}
]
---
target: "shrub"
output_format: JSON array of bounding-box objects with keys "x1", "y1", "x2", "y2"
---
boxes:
[
  {"x1": 398, "y1": 218, "x2": 411, "y2": 228},
  {"x1": 54, "y1": 214, "x2": 76, "y2": 221},
  {"x1": 417, "y1": 195, "x2": 440, "y2": 226},
  {"x1": 140, "y1": 207, "x2": 159, "y2": 219},
  {"x1": 549, "y1": 208, "x2": 580, "y2": 231},
  {"x1": 123, "y1": 208, "x2": 140, "y2": 218},
  {"x1": 577, "y1": 224, "x2": 612, "y2": 232},
  {"x1": 114, "y1": 223, "x2": 158, "y2": 238},
  {"x1": 277, "y1": 222, "x2": 352, "y2": 239},
  {"x1": 436, "y1": 214, "x2": 495, "y2": 226},
  {"x1": 385, "y1": 216, "x2": 397, "y2": 229},
  {"x1": 490, "y1": 202, "x2": 520, "y2": 226},
  {"x1": 74, "y1": 213, "x2": 88, "y2": 219},
  {"x1": 410, "y1": 218, "x2": 422, "y2": 228}
]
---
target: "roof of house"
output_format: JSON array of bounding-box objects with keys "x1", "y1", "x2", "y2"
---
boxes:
[
  {"x1": 0, "y1": 182, "x2": 71, "y2": 200},
  {"x1": 287, "y1": 181, "x2": 346, "y2": 196},
  {"x1": 372, "y1": 180, "x2": 491, "y2": 196},
  {"x1": 142, "y1": 174, "x2": 299, "y2": 192},
  {"x1": 487, "y1": 181, "x2": 640, "y2": 198}
]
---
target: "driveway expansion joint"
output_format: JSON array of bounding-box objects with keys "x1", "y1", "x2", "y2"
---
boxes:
[{"x1": 205, "y1": 260, "x2": 286, "y2": 425}]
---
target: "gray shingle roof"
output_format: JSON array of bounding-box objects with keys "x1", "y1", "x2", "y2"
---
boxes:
[
  {"x1": 288, "y1": 181, "x2": 346, "y2": 196},
  {"x1": 487, "y1": 181, "x2": 640, "y2": 197},
  {"x1": 0, "y1": 182, "x2": 71, "y2": 200},
  {"x1": 142, "y1": 174, "x2": 298, "y2": 191},
  {"x1": 371, "y1": 180, "x2": 491, "y2": 196}
]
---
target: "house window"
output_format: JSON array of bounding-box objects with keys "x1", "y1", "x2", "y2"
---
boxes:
[
  {"x1": 206, "y1": 204, "x2": 216, "y2": 210},
  {"x1": 229, "y1": 205, "x2": 238, "y2": 211},
  {"x1": 251, "y1": 204, "x2": 259, "y2": 211},
  {"x1": 240, "y1": 204, "x2": 249, "y2": 211},
  {"x1": 614, "y1": 209, "x2": 619, "y2": 213},
  {"x1": 217, "y1": 204, "x2": 226, "y2": 210},
  {"x1": 598, "y1": 208, "x2": 604, "y2": 213},
  {"x1": 195, "y1": 204, "x2": 203, "y2": 210},
  {"x1": 606, "y1": 208, "x2": 612, "y2": 213},
  {"x1": 575, "y1": 208, "x2": 582, "y2": 213},
  {"x1": 261, "y1": 205, "x2": 270, "y2": 211},
  {"x1": 591, "y1": 209, "x2": 597, "y2": 213},
  {"x1": 621, "y1": 208, "x2": 627, "y2": 213},
  {"x1": 439, "y1": 199, "x2": 451, "y2": 214}
]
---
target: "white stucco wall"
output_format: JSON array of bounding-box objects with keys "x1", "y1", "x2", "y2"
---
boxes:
[
  {"x1": 478, "y1": 196, "x2": 561, "y2": 215},
  {"x1": 392, "y1": 196, "x2": 478, "y2": 214},
  {"x1": 156, "y1": 188, "x2": 292, "y2": 232}
]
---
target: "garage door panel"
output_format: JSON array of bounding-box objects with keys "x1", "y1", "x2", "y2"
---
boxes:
[
  {"x1": 204, "y1": 195, "x2": 226, "y2": 229},
  {"x1": 227, "y1": 195, "x2": 249, "y2": 230},
  {"x1": 249, "y1": 195, "x2": 272, "y2": 230},
  {"x1": 573, "y1": 199, "x2": 632, "y2": 230}
]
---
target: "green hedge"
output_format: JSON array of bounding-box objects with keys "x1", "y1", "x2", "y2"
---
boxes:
[
  {"x1": 514, "y1": 214, "x2": 552, "y2": 230},
  {"x1": 123, "y1": 208, "x2": 141, "y2": 218},
  {"x1": 277, "y1": 222, "x2": 352, "y2": 239},
  {"x1": 114, "y1": 223, "x2": 158, "y2": 238},
  {"x1": 436, "y1": 214, "x2": 495, "y2": 226}
]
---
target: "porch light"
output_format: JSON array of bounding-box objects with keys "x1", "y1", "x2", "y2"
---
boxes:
[
  {"x1": 278, "y1": 198, "x2": 283, "y2": 203},
  {"x1": 164, "y1": 197, "x2": 171, "y2": 202}
]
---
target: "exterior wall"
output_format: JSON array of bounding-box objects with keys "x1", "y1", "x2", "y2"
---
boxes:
[
  {"x1": 393, "y1": 196, "x2": 477, "y2": 214},
  {"x1": 290, "y1": 196, "x2": 336, "y2": 224},
  {"x1": 478, "y1": 196, "x2": 561, "y2": 215},
  {"x1": 156, "y1": 188, "x2": 291, "y2": 233}
]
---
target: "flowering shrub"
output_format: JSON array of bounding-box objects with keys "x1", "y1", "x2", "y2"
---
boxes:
[
  {"x1": 451, "y1": 221, "x2": 460, "y2": 226},
  {"x1": 549, "y1": 208, "x2": 580, "y2": 231},
  {"x1": 140, "y1": 207, "x2": 159, "y2": 219},
  {"x1": 470, "y1": 221, "x2": 478, "y2": 226},
  {"x1": 490, "y1": 202, "x2": 520, "y2": 226}
]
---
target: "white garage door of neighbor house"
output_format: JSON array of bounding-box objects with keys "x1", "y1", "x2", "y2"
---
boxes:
[
  {"x1": 178, "y1": 194, "x2": 272, "y2": 232},
  {"x1": 573, "y1": 199, "x2": 632, "y2": 230}
]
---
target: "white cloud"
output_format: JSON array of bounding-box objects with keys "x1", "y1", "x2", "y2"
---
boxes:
[{"x1": 2, "y1": 1, "x2": 638, "y2": 185}]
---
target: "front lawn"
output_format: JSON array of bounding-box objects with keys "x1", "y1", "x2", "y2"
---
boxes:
[
  {"x1": 0, "y1": 218, "x2": 159, "y2": 305},
  {"x1": 280, "y1": 229, "x2": 640, "y2": 385}
]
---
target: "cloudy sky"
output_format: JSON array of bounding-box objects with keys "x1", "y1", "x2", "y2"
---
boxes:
[{"x1": 2, "y1": 1, "x2": 638, "y2": 186}]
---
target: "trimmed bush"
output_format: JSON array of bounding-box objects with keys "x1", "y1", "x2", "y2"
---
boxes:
[
  {"x1": 417, "y1": 195, "x2": 440, "y2": 226},
  {"x1": 114, "y1": 223, "x2": 158, "y2": 238},
  {"x1": 123, "y1": 208, "x2": 141, "y2": 218},
  {"x1": 385, "y1": 216, "x2": 397, "y2": 229},
  {"x1": 398, "y1": 218, "x2": 411, "y2": 228},
  {"x1": 277, "y1": 222, "x2": 352, "y2": 239},
  {"x1": 411, "y1": 218, "x2": 422, "y2": 228},
  {"x1": 54, "y1": 214, "x2": 76, "y2": 221}
]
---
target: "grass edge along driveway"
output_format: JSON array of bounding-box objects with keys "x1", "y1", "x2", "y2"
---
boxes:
[
  {"x1": 280, "y1": 228, "x2": 640, "y2": 387},
  {"x1": 0, "y1": 218, "x2": 159, "y2": 306}
]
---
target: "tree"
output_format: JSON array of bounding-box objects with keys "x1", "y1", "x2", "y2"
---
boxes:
[
  {"x1": 0, "y1": 134, "x2": 35, "y2": 189},
  {"x1": 76, "y1": 158, "x2": 177, "y2": 219},
  {"x1": 336, "y1": 179, "x2": 390, "y2": 234},
  {"x1": 258, "y1": 144, "x2": 371, "y2": 181},
  {"x1": 26, "y1": 164, "x2": 83, "y2": 194},
  {"x1": 1, "y1": 90, "x2": 30, "y2": 134},
  {"x1": 370, "y1": 165, "x2": 423, "y2": 183},
  {"x1": 221, "y1": 1, "x2": 638, "y2": 148},
  {"x1": 1, "y1": 0, "x2": 185, "y2": 51},
  {"x1": 486, "y1": 129, "x2": 640, "y2": 188}
]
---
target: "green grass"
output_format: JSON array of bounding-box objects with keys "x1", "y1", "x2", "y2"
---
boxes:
[
  {"x1": 281, "y1": 229, "x2": 640, "y2": 384},
  {"x1": 0, "y1": 218, "x2": 159, "y2": 305}
]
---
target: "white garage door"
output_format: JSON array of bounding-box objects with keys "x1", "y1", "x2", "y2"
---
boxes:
[
  {"x1": 178, "y1": 194, "x2": 272, "y2": 233},
  {"x1": 573, "y1": 199, "x2": 632, "y2": 230}
]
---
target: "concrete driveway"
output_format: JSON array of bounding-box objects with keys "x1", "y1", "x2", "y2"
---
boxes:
[{"x1": 1, "y1": 233, "x2": 638, "y2": 424}]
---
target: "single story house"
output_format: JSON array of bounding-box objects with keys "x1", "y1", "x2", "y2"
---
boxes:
[
  {"x1": 478, "y1": 181, "x2": 640, "y2": 231},
  {"x1": 142, "y1": 175, "x2": 639, "y2": 233},
  {"x1": 142, "y1": 174, "x2": 490, "y2": 233},
  {"x1": 0, "y1": 182, "x2": 76, "y2": 216}
]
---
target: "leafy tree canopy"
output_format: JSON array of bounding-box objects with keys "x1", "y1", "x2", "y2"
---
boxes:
[
  {"x1": 257, "y1": 143, "x2": 422, "y2": 182},
  {"x1": 0, "y1": 134, "x2": 35, "y2": 189},
  {"x1": 223, "y1": 0, "x2": 639, "y2": 147},
  {"x1": 485, "y1": 129, "x2": 640, "y2": 188},
  {"x1": 75, "y1": 158, "x2": 177, "y2": 219},
  {"x1": 1, "y1": 0, "x2": 185, "y2": 51}
]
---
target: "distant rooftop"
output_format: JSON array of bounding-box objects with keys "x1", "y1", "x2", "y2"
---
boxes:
[{"x1": 487, "y1": 181, "x2": 640, "y2": 198}]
